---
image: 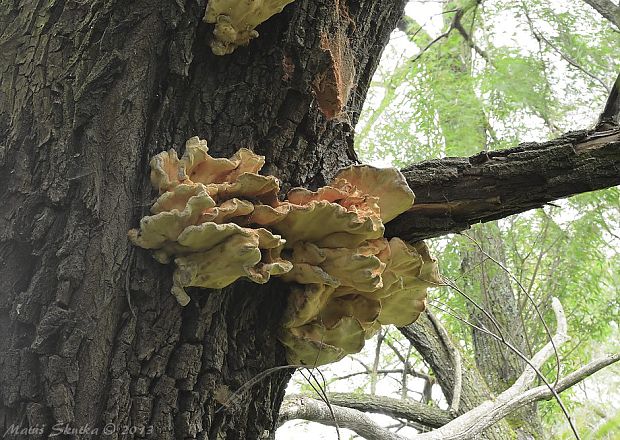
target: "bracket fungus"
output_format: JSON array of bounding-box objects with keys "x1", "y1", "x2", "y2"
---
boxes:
[
  {"x1": 129, "y1": 137, "x2": 291, "y2": 305},
  {"x1": 203, "y1": 0, "x2": 297, "y2": 55},
  {"x1": 129, "y1": 136, "x2": 441, "y2": 366}
]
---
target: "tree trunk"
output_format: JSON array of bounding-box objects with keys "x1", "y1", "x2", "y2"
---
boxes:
[
  {"x1": 0, "y1": 1, "x2": 406, "y2": 438},
  {"x1": 461, "y1": 223, "x2": 544, "y2": 439}
]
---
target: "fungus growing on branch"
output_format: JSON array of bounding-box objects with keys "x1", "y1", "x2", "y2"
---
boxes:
[{"x1": 130, "y1": 137, "x2": 441, "y2": 366}]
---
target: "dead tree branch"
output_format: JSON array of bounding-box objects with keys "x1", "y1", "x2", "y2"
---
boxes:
[{"x1": 278, "y1": 396, "x2": 407, "y2": 440}]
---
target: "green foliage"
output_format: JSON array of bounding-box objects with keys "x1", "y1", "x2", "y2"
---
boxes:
[{"x1": 590, "y1": 409, "x2": 620, "y2": 439}]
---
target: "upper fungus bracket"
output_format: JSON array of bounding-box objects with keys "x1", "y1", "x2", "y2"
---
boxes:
[
  {"x1": 335, "y1": 165, "x2": 415, "y2": 223},
  {"x1": 203, "y1": 0, "x2": 298, "y2": 55},
  {"x1": 129, "y1": 136, "x2": 441, "y2": 367}
]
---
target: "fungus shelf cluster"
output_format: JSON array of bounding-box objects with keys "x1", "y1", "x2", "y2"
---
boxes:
[{"x1": 129, "y1": 137, "x2": 441, "y2": 366}]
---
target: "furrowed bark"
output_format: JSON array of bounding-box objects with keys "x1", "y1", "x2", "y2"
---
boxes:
[{"x1": 387, "y1": 129, "x2": 620, "y2": 242}]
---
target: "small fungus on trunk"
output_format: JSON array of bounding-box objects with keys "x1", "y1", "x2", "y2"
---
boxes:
[{"x1": 203, "y1": 0, "x2": 297, "y2": 55}]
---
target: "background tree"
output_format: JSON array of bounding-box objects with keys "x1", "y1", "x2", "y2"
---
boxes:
[{"x1": 0, "y1": 1, "x2": 618, "y2": 440}]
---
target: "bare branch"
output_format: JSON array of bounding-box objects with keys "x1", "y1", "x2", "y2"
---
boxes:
[
  {"x1": 278, "y1": 396, "x2": 408, "y2": 440},
  {"x1": 324, "y1": 392, "x2": 452, "y2": 429}
]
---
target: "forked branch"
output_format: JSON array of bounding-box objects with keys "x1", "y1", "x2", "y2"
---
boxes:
[{"x1": 278, "y1": 299, "x2": 620, "y2": 440}]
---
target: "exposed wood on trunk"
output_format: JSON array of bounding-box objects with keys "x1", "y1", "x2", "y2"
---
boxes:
[{"x1": 387, "y1": 129, "x2": 620, "y2": 242}]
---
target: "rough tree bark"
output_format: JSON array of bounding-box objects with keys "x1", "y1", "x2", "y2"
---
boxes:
[
  {"x1": 461, "y1": 224, "x2": 543, "y2": 439},
  {"x1": 0, "y1": 2, "x2": 618, "y2": 440},
  {"x1": 0, "y1": 1, "x2": 406, "y2": 439}
]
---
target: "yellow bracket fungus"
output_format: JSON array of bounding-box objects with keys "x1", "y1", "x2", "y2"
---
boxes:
[
  {"x1": 130, "y1": 137, "x2": 291, "y2": 305},
  {"x1": 130, "y1": 136, "x2": 441, "y2": 366},
  {"x1": 203, "y1": 0, "x2": 297, "y2": 55}
]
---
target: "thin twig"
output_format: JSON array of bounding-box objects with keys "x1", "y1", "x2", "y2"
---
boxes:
[
  {"x1": 521, "y1": 2, "x2": 610, "y2": 94},
  {"x1": 410, "y1": 30, "x2": 452, "y2": 64}
]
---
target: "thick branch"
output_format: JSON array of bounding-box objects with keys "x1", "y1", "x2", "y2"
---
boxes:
[
  {"x1": 387, "y1": 129, "x2": 620, "y2": 242},
  {"x1": 313, "y1": 392, "x2": 452, "y2": 429},
  {"x1": 278, "y1": 396, "x2": 407, "y2": 440},
  {"x1": 581, "y1": 0, "x2": 620, "y2": 28}
]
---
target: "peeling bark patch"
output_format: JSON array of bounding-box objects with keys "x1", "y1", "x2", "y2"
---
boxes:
[
  {"x1": 214, "y1": 384, "x2": 232, "y2": 406},
  {"x1": 282, "y1": 54, "x2": 295, "y2": 82},
  {"x1": 313, "y1": 30, "x2": 356, "y2": 120}
]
